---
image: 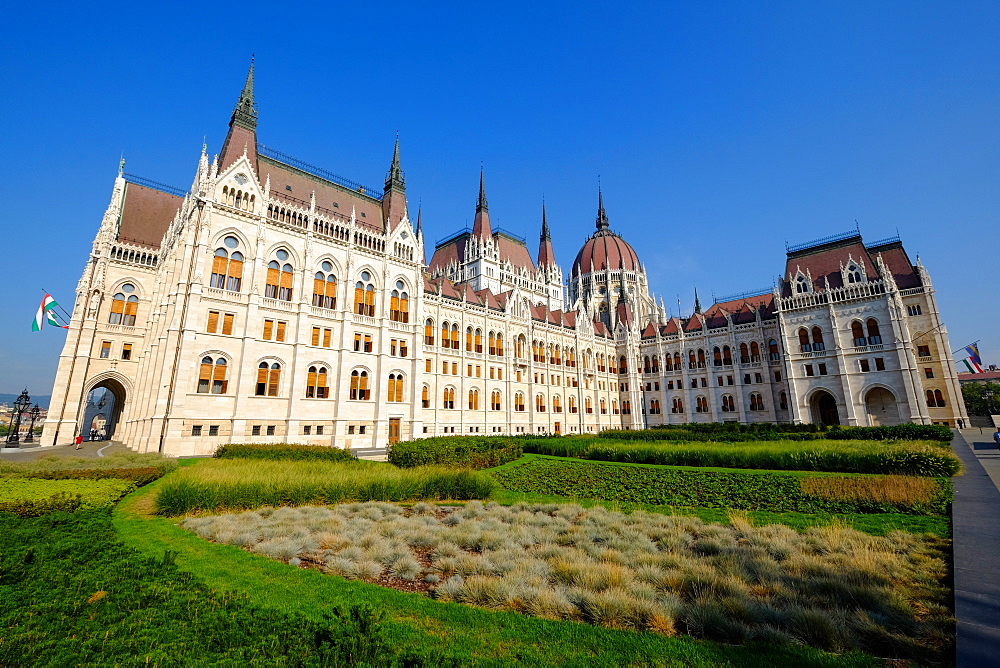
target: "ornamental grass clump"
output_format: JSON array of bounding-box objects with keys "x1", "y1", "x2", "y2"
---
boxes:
[{"x1": 183, "y1": 500, "x2": 952, "y2": 661}]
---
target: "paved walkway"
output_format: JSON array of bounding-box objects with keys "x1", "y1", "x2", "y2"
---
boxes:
[
  {"x1": 952, "y1": 430, "x2": 1000, "y2": 666},
  {"x1": 0, "y1": 441, "x2": 130, "y2": 462}
]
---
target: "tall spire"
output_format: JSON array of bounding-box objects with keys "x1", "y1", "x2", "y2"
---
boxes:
[
  {"x1": 219, "y1": 57, "x2": 259, "y2": 175},
  {"x1": 537, "y1": 202, "x2": 555, "y2": 268},
  {"x1": 472, "y1": 170, "x2": 492, "y2": 239},
  {"x1": 384, "y1": 133, "x2": 404, "y2": 193},
  {"x1": 232, "y1": 55, "x2": 257, "y2": 130},
  {"x1": 693, "y1": 288, "x2": 702, "y2": 314},
  {"x1": 415, "y1": 205, "x2": 423, "y2": 237},
  {"x1": 596, "y1": 187, "x2": 609, "y2": 232}
]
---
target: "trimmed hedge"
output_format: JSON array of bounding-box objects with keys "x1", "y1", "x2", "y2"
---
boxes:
[
  {"x1": 521, "y1": 439, "x2": 961, "y2": 476},
  {"x1": 490, "y1": 457, "x2": 951, "y2": 515},
  {"x1": 214, "y1": 443, "x2": 358, "y2": 462},
  {"x1": 598, "y1": 423, "x2": 953, "y2": 443},
  {"x1": 0, "y1": 491, "x2": 83, "y2": 518},
  {"x1": 0, "y1": 478, "x2": 136, "y2": 512},
  {"x1": 388, "y1": 436, "x2": 523, "y2": 469},
  {"x1": 0, "y1": 509, "x2": 447, "y2": 666}
]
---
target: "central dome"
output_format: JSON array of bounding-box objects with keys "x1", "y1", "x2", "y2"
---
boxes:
[{"x1": 571, "y1": 191, "x2": 641, "y2": 278}]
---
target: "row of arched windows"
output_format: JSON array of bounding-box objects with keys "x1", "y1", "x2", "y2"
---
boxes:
[
  {"x1": 221, "y1": 186, "x2": 255, "y2": 212},
  {"x1": 797, "y1": 320, "x2": 882, "y2": 351}
]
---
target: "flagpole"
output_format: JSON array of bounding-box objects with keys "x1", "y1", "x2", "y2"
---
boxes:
[{"x1": 41, "y1": 288, "x2": 74, "y2": 323}]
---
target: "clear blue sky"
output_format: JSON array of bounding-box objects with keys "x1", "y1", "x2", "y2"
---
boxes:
[{"x1": 1, "y1": 1, "x2": 997, "y2": 396}]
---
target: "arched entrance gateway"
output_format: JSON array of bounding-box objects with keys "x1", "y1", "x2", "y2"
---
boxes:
[
  {"x1": 810, "y1": 390, "x2": 840, "y2": 426},
  {"x1": 80, "y1": 378, "x2": 127, "y2": 441},
  {"x1": 864, "y1": 387, "x2": 901, "y2": 426}
]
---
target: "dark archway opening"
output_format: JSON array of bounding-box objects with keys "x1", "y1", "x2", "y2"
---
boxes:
[
  {"x1": 811, "y1": 390, "x2": 841, "y2": 426},
  {"x1": 81, "y1": 380, "x2": 126, "y2": 441}
]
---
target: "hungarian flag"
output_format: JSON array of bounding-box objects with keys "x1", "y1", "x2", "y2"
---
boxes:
[
  {"x1": 965, "y1": 344, "x2": 984, "y2": 373},
  {"x1": 31, "y1": 294, "x2": 67, "y2": 331}
]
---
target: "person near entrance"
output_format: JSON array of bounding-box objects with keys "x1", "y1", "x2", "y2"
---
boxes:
[
  {"x1": 993, "y1": 428, "x2": 1000, "y2": 450},
  {"x1": 74, "y1": 435, "x2": 83, "y2": 450}
]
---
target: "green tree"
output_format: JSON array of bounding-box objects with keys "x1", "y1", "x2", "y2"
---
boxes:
[{"x1": 961, "y1": 382, "x2": 1000, "y2": 415}]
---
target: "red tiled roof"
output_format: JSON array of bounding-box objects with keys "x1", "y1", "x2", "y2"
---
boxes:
[
  {"x1": 959, "y1": 371, "x2": 1000, "y2": 382},
  {"x1": 118, "y1": 182, "x2": 183, "y2": 248},
  {"x1": 641, "y1": 322, "x2": 658, "y2": 339},
  {"x1": 593, "y1": 318, "x2": 610, "y2": 337},
  {"x1": 258, "y1": 155, "x2": 383, "y2": 234},
  {"x1": 870, "y1": 243, "x2": 921, "y2": 289},
  {"x1": 684, "y1": 312, "x2": 705, "y2": 332},
  {"x1": 219, "y1": 123, "x2": 258, "y2": 176},
  {"x1": 660, "y1": 318, "x2": 681, "y2": 335},
  {"x1": 496, "y1": 234, "x2": 535, "y2": 272},
  {"x1": 615, "y1": 301, "x2": 634, "y2": 327},
  {"x1": 783, "y1": 236, "x2": 880, "y2": 295}
]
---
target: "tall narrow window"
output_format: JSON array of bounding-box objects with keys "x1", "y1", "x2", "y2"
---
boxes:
[
  {"x1": 422, "y1": 385, "x2": 430, "y2": 408},
  {"x1": 443, "y1": 387, "x2": 455, "y2": 409},
  {"x1": 798, "y1": 328, "x2": 811, "y2": 352},
  {"x1": 388, "y1": 374, "x2": 404, "y2": 402},
  {"x1": 535, "y1": 394, "x2": 546, "y2": 412},
  {"x1": 350, "y1": 370, "x2": 370, "y2": 400},
  {"x1": 312, "y1": 261, "x2": 337, "y2": 308},
  {"x1": 211, "y1": 238, "x2": 243, "y2": 292},
  {"x1": 768, "y1": 339, "x2": 780, "y2": 361},
  {"x1": 569, "y1": 396, "x2": 577, "y2": 413},
  {"x1": 198, "y1": 355, "x2": 229, "y2": 394},
  {"x1": 466, "y1": 327, "x2": 474, "y2": 352},
  {"x1": 851, "y1": 321, "x2": 866, "y2": 346},
  {"x1": 451, "y1": 324, "x2": 460, "y2": 350},
  {"x1": 121, "y1": 343, "x2": 132, "y2": 360},
  {"x1": 390, "y1": 281, "x2": 409, "y2": 322},
  {"x1": 812, "y1": 327, "x2": 825, "y2": 351},
  {"x1": 354, "y1": 271, "x2": 376, "y2": 316},
  {"x1": 475, "y1": 329, "x2": 483, "y2": 353},
  {"x1": 514, "y1": 392, "x2": 525, "y2": 412},
  {"x1": 468, "y1": 388, "x2": 479, "y2": 410},
  {"x1": 265, "y1": 250, "x2": 294, "y2": 301},
  {"x1": 491, "y1": 390, "x2": 501, "y2": 411},
  {"x1": 600, "y1": 398, "x2": 607, "y2": 414},
  {"x1": 866, "y1": 319, "x2": 882, "y2": 345},
  {"x1": 255, "y1": 362, "x2": 279, "y2": 396},
  {"x1": 425, "y1": 319, "x2": 435, "y2": 345},
  {"x1": 306, "y1": 366, "x2": 329, "y2": 398},
  {"x1": 553, "y1": 395, "x2": 562, "y2": 413},
  {"x1": 586, "y1": 397, "x2": 593, "y2": 414}
]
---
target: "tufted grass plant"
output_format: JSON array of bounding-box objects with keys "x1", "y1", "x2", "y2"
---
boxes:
[
  {"x1": 154, "y1": 459, "x2": 495, "y2": 515},
  {"x1": 183, "y1": 500, "x2": 952, "y2": 661}
]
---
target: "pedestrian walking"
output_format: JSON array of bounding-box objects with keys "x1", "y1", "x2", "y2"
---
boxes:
[
  {"x1": 993, "y1": 428, "x2": 1000, "y2": 450},
  {"x1": 74, "y1": 435, "x2": 83, "y2": 450}
]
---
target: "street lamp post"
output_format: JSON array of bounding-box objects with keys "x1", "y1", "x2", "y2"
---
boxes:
[
  {"x1": 23, "y1": 404, "x2": 41, "y2": 444},
  {"x1": 5, "y1": 389, "x2": 31, "y2": 445}
]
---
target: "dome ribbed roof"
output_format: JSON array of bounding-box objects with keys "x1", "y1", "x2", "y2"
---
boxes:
[
  {"x1": 571, "y1": 190, "x2": 641, "y2": 278},
  {"x1": 572, "y1": 230, "x2": 641, "y2": 278}
]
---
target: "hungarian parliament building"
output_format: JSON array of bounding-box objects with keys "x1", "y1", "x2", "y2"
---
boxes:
[{"x1": 41, "y1": 65, "x2": 968, "y2": 455}]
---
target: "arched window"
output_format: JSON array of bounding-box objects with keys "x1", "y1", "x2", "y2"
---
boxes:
[
  {"x1": 443, "y1": 387, "x2": 455, "y2": 409},
  {"x1": 722, "y1": 394, "x2": 735, "y2": 412},
  {"x1": 649, "y1": 399, "x2": 660, "y2": 414},
  {"x1": 749, "y1": 392, "x2": 765, "y2": 411},
  {"x1": 645, "y1": 356, "x2": 653, "y2": 373},
  {"x1": 390, "y1": 281, "x2": 409, "y2": 322},
  {"x1": 612, "y1": 399, "x2": 619, "y2": 415},
  {"x1": 425, "y1": 319, "x2": 435, "y2": 346},
  {"x1": 619, "y1": 356, "x2": 628, "y2": 374},
  {"x1": 568, "y1": 395, "x2": 577, "y2": 413},
  {"x1": 934, "y1": 389, "x2": 946, "y2": 407},
  {"x1": 514, "y1": 392, "x2": 525, "y2": 412},
  {"x1": 255, "y1": 362, "x2": 280, "y2": 396},
  {"x1": 926, "y1": 390, "x2": 936, "y2": 408},
  {"x1": 673, "y1": 352, "x2": 681, "y2": 370},
  {"x1": 866, "y1": 319, "x2": 882, "y2": 345},
  {"x1": 697, "y1": 349, "x2": 706, "y2": 368},
  {"x1": 265, "y1": 250, "x2": 294, "y2": 301},
  {"x1": 109, "y1": 292, "x2": 139, "y2": 326},
  {"x1": 798, "y1": 328, "x2": 811, "y2": 352},
  {"x1": 475, "y1": 329, "x2": 483, "y2": 353},
  {"x1": 305, "y1": 365, "x2": 329, "y2": 398},
  {"x1": 354, "y1": 271, "x2": 376, "y2": 316},
  {"x1": 567, "y1": 348, "x2": 575, "y2": 367},
  {"x1": 535, "y1": 394, "x2": 546, "y2": 412},
  {"x1": 600, "y1": 398, "x2": 607, "y2": 414},
  {"x1": 622, "y1": 400, "x2": 631, "y2": 415},
  {"x1": 553, "y1": 395, "x2": 562, "y2": 413},
  {"x1": 496, "y1": 333, "x2": 504, "y2": 357},
  {"x1": 795, "y1": 275, "x2": 810, "y2": 294},
  {"x1": 554, "y1": 345, "x2": 562, "y2": 365},
  {"x1": 349, "y1": 370, "x2": 370, "y2": 400},
  {"x1": 451, "y1": 324, "x2": 460, "y2": 349},
  {"x1": 768, "y1": 339, "x2": 780, "y2": 361},
  {"x1": 211, "y1": 239, "x2": 244, "y2": 292},
  {"x1": 198, "y1": 356, "x2": 228, "y2": 394},
  {"x1": 516, "y1": 335, "x2": 525, "y2": 359},
  {"x1": 712, "y1": 348, "x2": 722, "y2": 367},
  {"x1": 491, "y1": 390, "x2": 502, "y2": 411},
  {"x1": 722, "y1": 346, "x2": 732, "y2": 366},
  {"x1": 846, "y1": 264, "x2": 862, "y2": 283},
  {"x1": 812, "y1": 327, "x2": 825, "y2": 351},
  {"x1": 671, "y1": 397, "x2": 684, "y2": 413},
  {"x1": 387, "y1": 373, "x2": 404, "y2": 402},
  {"x1": 468, "y1": 388, "x2": 479, "y2": 410},
  {"x1": 440, "y1": 320, "x2": 449, "y2": 346},
  {"x1": 739, "y1": 342, "x2": 750, "y2": 364},
  {"x1": 652, "y1": 355, "x2": 660, "y2": 372},
  {"x1": 851, "y1": 321, "x2": 866, "y2": 346},
  {"x1": 585, "y1": 396, "x2": 593, "y2": 414},
  {"x1": 421, "y1": 385, "x2": 430, "y2": 408},
  {"x1": 466, "y1": 327, "x2": 474, "y2": 352},
  {"x1": 779, "y1": 391, "x2": 788, "y2": 410},
  {"x1": 488, "y1": 332, "x2": 497, "y2": 356},
  {"x1": 696, "y1": 396, "x2": 708, "y2": 413},
  {"x1": 688, "y1": 350, "x2": 697, "y2": 369},
  {"x1": 750, "y1": 342, "x2": 760, "y2": 362},
  {"x1": 312, "y1": 262, "x2": 337, "y2": 309}
]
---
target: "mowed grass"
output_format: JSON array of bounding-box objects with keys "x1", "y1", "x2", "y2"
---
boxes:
[
  {"x1": 154, "y1": 459, "x2": 495, "y2": 515},
  {"x1": 0, "y1": 451, "x2": 177, "y2": 475},
  {"x1": 0, "y1": 478, "x2": 135, "y2": 508},
  {"x1": 116, "y1": 479, "x2": 879, "y2": 667},
  {"x1": 523, "y1": 437, "x2": 961, "y2": 476},
  {"x1": 181, "y1": 501, "x2": 952, "y2": 661}
]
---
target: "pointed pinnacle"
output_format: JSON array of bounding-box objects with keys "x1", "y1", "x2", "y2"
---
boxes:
[
  {"x1": 477, "y1": 170, "x2": 488, "y2": 212},
  {"x1": 385, "y1": 135, "x2": 404, "y2": 190},
  {"x1": 540, "y1": 203, "x2": 551, "y2": 240},
  {"x1": 416, "y1": 205, "x2": 423, "y2": 236},
  {"x1": 596, "y1": 187, "x2": 609, "y2": 231},
  {"x1": 232, "y1": 56, "x2": 258, "y2": 129}
]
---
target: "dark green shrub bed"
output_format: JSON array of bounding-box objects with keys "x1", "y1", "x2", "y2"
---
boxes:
[
  {"x1": 490, "y1": 457, "x2": 951, "y2": 515},
  {"x1": 214, "y1": 442, "x2": 359, "y2": 462},
  {"x1": 15, "y1": 466, "x2": 167, "y2": 486},
  {"x1": 606, "y1": 423, "x2": 954, "y2": 443},
  {"x1": 0, "y1": 491, "x2": 83, "y2": 518},
  {"x1": 0, "y1": 509, "x2": 447, "y2": 666},
  {"x1": 521, "y1": 438, "x2": 961, "y2": 476},
  {"x1": 388, "y1": 436, "x2": 522, "y2": 469}
]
